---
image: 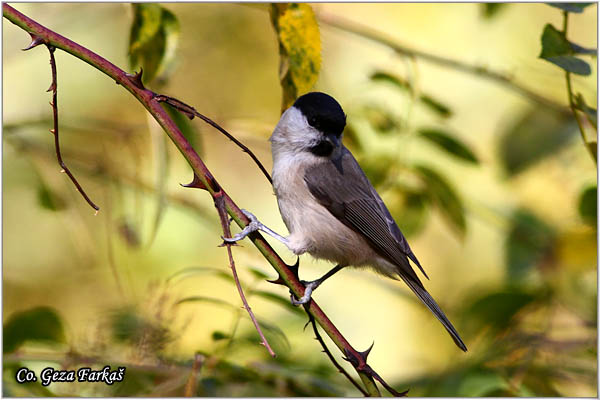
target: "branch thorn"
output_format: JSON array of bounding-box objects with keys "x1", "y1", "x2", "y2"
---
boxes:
[
  {"x1": 22, "y1": 33, "x2": 45, "y2": 51},
  {"x1": 47, "y1": 81, "x2": 56, "y2": 93},
  {"x1": 287, "y1": 257, "x2": 300, "y2": 280},
  {"x1": 303, "y1": 319, "x2": 311, "y2": 331},
  {"x1": 181, "y1": 173, "x2": 206, "y2": 190},
  {"x1": 359, "y1": 341, "x2": 375, "y2": 361},
  {"x1": 125, "y1": 68, "x2": 145, "y2": 90},
  {"x1": 266, "y1": 276, "x2": 286, "y2": 286}
]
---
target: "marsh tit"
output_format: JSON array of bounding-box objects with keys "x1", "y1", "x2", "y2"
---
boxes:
[{"x1": 226, "y1": 92, "x2": 467, "y2": 351}]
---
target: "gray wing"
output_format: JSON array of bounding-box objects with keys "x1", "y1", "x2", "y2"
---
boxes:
[
  {"x1": 304, "y1": 147, "x2": 468, "y2": 352},
  {"x1": 303, "y1": 147, "x2": 427, "y2": 282}
]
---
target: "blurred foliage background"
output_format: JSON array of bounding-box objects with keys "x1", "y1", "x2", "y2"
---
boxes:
[{"x1": 3, "y1": 3, "x2": 597, "y2": 397}]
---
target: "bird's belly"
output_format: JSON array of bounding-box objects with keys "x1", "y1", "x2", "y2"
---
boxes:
[{"x1": 277, "y1": 192, "x2": 377, "y2": 266}]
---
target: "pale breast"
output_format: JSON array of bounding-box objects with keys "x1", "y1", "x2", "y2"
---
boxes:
[{"x1": 272, "y1": 153, "x2": 377, "y2": 266}]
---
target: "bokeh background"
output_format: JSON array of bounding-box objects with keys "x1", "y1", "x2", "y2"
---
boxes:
[{"x1": 3, "y1": 3, "x2": 597, "y2": 397}]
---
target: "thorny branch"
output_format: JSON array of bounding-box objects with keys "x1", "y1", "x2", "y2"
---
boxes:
[
  {"x1": 213, "y1": 192, "x2": 276, "y2": 358},
  {"x1": 308, "y1": 314, "x2": 369, "y2": 396},
  {"x1": 155, "y1": 95, "x2": 273, "y2": 185},
  {"x1": 318, "y1": 11, "x2": 569, "y2": 114},
  {"x1": 3, "y1": 4, "x2": 398, "y2": 396},
  {"x1": 9, "y1": 130, "x2": 373, "y2": 392},
  {"x1": 46, "y1": 44, "x2": 100, "y2": 211}
]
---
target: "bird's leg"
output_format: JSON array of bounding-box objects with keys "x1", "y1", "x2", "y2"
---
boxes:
[
  {"x1": 291, "y1": 264, "x2": 346, "y2": 305},
  {"x1": 223, "y1": 209, "x2": 290, "y2": 246}
]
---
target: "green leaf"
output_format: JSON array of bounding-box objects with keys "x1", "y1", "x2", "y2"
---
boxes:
[
  {"x1": 547, "y1": 3, "x2": 594, "y2": 13},
  {"x1": 539, "y1": 24, "x2": 591, "y2": 75},
  {"x1": 364, "y1": 105, "x2": 400, "y2": 133},
  {"x1": 129, "y1": 4, "x2": 180, "y2": 84},
  {"x1": 459, "y1": 371, "x2": 509, "y2": 396},
  {"x1": 211, "y1": 331, "x2": 230, "y2": 341},
  {"x1": 370, "y1": 71, "x2": 410, "y2": 90},
  {"x1": 250, "y1": 317, "x2": 290, "y2": 351},
  {"x1": 270, "y1": 4, "x2": 321, "y2": 111},
  {"x1": 498, "y1": 107, "x2": 576, "y2": 175},
  {"x1": 506, "y1": 209, "x2": 556, "y2": 281},
  {"x1": 360, "y1": 155, "x2": 395, "y2": 188},
  {"x1": 587, "y1": 141, "x2": 598, "y2": 162},
  {"x1": 4, "y1": 307, "x2": 66, "y2": 353},
  {"x1": 418, "y1": 128, "x2": 479, "y2": 164},
  {"x1": 465, "y1": 289, "x2": 539, "y2": 332},
  {"x1": 481, "y1": 3, "x2": 508, "y2": 19},
  {"x1": 415, "y1": 165, "x2": 466, "y2": 237},
  {"x1": 109, "y1": 307, "x2": 169, "y2": 350},
  {"x1": 247, "y1": 267, "x2": 270, "y2": 280},
  {"x1": 419, "y1": 95, "x2": 452, "y2": 118},
  {"x1": 545, "y1": 55, "x2": 591, "y2": 75},
  {"x1": 250, "y1": 290, "x2": 304, "y2": 315},
  {"x1": 37, "y1": 181, "x2": 67, "y2": 211},
  {"x1": 578, "y1": 185, "x2": 597, "y2": 226},
  {"x1": 370, "y1": 71, "x2": 452, "y2": 118},
  {"x1": 176, "y1": 296, "x2": 237, "y2": 310},
  {"x1": 162, "y1": 103, "x2": 202, "y2": 156},
  {"x1": 166, "y1": 266, "x2": 235, "y2": 285}
]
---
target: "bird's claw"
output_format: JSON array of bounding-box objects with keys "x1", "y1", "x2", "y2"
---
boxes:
[
  {"x1": 222, "y1": 209, "x2": 260, "y2": 243},
  {"x1": 290, "y1": 280, "x2": 319, "y2": 306}
]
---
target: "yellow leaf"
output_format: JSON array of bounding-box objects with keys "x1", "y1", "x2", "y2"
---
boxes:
[{"x1": 271, "y1": 4, "x2": 321, "y2": 112}]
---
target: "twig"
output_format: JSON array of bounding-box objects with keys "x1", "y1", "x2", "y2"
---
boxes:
[
  {"x1": 184, "y1": 353, "x2": 205, "y2": 397},
  {"x1": 308, "y1": 314, "x2": 368, "y2": 396},
  {"x1": 318, "y1": 11, "x2": 569, "y2": 114},
  {"x1": 3, "y1": 4, "x2": 390, "y2": 396},
  {"x1": 46, "y1": 45, "x2": 100, "y2": 211},
  {"x1": 5, "y1": 134, "x2": 212, "y2": 223},
  {"x1": 155, "y1": 95, "x2": 273, "y2": 185},
  {"x1": 214, "y1": 193, "x2": 276, "y2": 358},
  {"x1": 561, "y1": 11, "x2": 596, "y2": 163}
]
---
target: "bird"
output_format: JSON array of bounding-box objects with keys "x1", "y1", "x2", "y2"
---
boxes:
[{"x1": 225, "y1": 92, "x2": 467, "y2": 352}]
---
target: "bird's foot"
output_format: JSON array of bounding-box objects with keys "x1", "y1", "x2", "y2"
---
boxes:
[
  {"x1": 222, "y1": 209, "x2": 260, "y2": 243},
  {"x1": 290, "y1": 280, "x2": 321, "y2": 305}
]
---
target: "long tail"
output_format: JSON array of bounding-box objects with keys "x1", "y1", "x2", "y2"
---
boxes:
[{"x1": 399, "y1": 275, "x2": 468, "y2": 352}]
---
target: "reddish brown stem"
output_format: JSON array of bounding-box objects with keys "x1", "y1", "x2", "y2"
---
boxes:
[
  {"x1": 47, "y1": 45, "x2": 100, "y2": 211},
  {"x1": 309, "y1": 315, "x2": 368, "y2": 396},
  {"x1": 155, "y1": 95, "x2": 273, "y2": 185},
  {"x1": 214, "y1": 193, "x2": 276, "y2": 357}
]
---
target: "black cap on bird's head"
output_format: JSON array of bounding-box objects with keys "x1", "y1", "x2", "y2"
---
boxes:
[{"x1": 293, "y1": 92, "x2": 346, "y2": 138}]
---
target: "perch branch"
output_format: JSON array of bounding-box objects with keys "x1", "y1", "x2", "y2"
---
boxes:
[
  {"x1": 3, "y1": 4, "x2": 397, "y2": 396},
  {"x1": 46, "y1": 44, "x2": 100, "y2": 211},
  {"x1": 318, "y1": 11, "x2": 569, "y2": 114}
]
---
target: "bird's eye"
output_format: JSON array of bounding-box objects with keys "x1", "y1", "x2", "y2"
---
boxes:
[{"x1": 309, "y1": 116, "x2": 317, "y2": 125}]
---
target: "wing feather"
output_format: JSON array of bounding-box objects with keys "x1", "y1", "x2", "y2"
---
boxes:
[
  {"x1": 303, "y1": 148, "x2": 427, "y2": 281},
  {"x1": 303, "y1": 147, "x2": 467, "y2": 352}
]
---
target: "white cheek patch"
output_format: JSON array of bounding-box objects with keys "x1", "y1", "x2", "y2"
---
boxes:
[{"x1": 271, "y1": 107, "x2": 322, "y2": 151}]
